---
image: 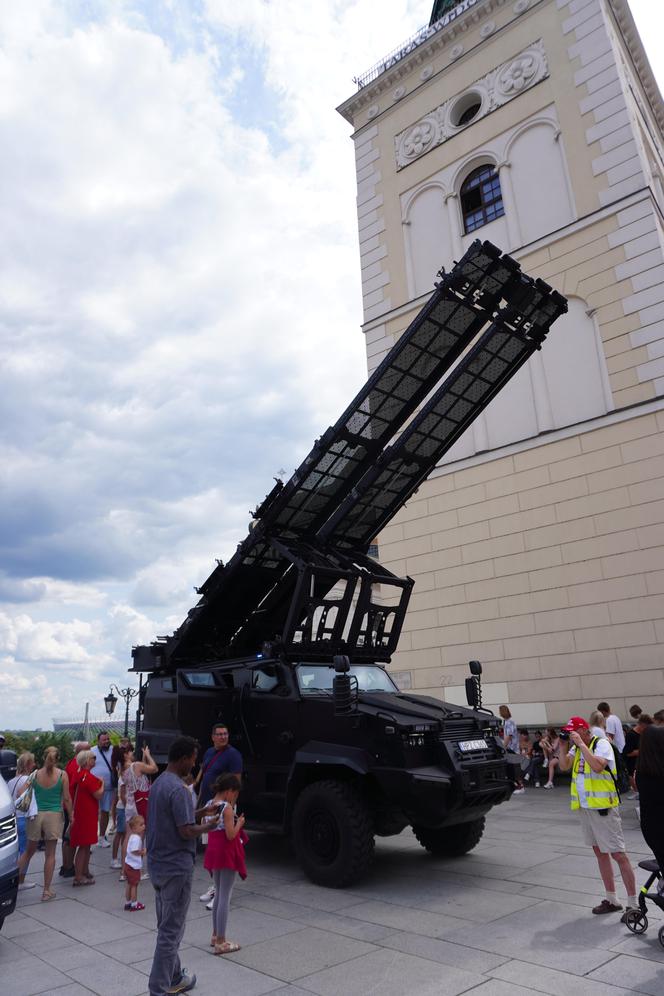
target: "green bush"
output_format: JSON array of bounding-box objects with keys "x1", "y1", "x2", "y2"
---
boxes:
[{"x1": 3, "y1": 731, "x2": 76, "y2": 766}]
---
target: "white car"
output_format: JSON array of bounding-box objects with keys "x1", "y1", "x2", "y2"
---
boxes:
[{"x1": 0, "y1": 772, "x2": 19, "y2": 931}]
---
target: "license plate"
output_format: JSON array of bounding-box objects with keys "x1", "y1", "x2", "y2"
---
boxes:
[{"x1": 458, "y1": 739, "x2": 488, "y2": 752}]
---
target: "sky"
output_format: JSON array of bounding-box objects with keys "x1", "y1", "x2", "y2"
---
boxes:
[{"x1": 0, "y1": 0, "x2": 662, "y2": 731}]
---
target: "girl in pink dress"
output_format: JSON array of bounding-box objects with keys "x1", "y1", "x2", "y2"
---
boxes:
[{"x1": 203, "y1": 774, "x2": 247, "y2": 955}]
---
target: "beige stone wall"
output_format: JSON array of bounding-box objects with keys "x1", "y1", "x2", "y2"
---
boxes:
[{"x1": 382, "y1": 406, "x2": 664, "y2": 725}]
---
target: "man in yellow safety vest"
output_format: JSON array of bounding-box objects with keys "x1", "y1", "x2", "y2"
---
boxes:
[{"x1": 558, "y1": 716, "x2": 637, "y2": 919}]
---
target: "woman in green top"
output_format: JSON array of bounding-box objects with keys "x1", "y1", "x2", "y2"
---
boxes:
[{"x1": 17, "y1": 746, "x2": 72, "y2": 901}]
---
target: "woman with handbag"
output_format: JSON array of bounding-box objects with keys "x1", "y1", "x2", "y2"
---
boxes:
[
  {"x1": 69, "y1": 749, "x2": 104, "y2": 886},
  {"x1": 8, "y1": 752, "x2": 37, "y2": 885},
  {"x1": 17, "y1": 746, "x2": 72, "y2": 901},
  {"x1": 123, "y1": 745, "x2": 157, "y2": 826}
]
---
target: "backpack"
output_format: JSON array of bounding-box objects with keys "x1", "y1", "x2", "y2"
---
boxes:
[{"x1": 612, "y1": 744, "x2": 631, "y2": 795}]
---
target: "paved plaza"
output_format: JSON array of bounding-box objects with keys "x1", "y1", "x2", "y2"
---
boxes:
[{"x1": 3, "y1": 789, "x2": 663, "y2": 996}]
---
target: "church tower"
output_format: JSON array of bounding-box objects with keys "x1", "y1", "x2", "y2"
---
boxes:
[{"x1": 337, "y1": 0, "x2": 664, "y2": 725}]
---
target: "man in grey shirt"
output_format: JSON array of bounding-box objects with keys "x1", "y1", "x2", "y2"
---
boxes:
[{"x1": 147, "y1": 736, "x2": 218, "y2": 996}]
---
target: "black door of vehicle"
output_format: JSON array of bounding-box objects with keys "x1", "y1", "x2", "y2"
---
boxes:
[{"x1": 239, "y1": 663, "x2": 299, "y2": 827}]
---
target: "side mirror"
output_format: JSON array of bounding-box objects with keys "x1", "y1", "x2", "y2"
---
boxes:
[{"x1": 465, "y1": 676, "x2": 480, "y2": 710}]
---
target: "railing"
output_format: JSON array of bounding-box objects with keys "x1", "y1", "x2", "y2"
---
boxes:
[{"x1": 353, "y1": 0, "x2": 481, "y2": 89}]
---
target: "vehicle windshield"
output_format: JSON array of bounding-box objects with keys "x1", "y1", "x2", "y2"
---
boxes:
[{"x1": 296, "y1": 664, "x2": 398, "y2": 694}]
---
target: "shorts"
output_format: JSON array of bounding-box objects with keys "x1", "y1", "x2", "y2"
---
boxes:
[
  {"x1": 579, "y1": 806, "x2": 626, "y2": 853},
  {"x1": 124, "y1": 863, "x2": 141, "y2": 886},
  {"x1": 27, "y1": 811, "x2": 64, "y2": 842},
  {"x1": 100, "y1": 788, "x2": 114, "y2": 813},
  {"x1": 115, "y1": 808, "x2": 126, "y2": 833},
  {"x1": 16, "y1": 815, "x2": 27, "y2": 856}
]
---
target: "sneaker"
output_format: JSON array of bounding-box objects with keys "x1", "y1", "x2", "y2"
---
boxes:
[
  {"x1": 60, "y1": 867, "x2": 75, "y2": 878},
  {"x1": 542, "y1": 761, "x2": 548, "y2": 769},
  {"x1": 129, "y1": 902, "x2": 145, "y2": 912},
  {"x1": 200, "y1": 886, "x2": 215, "y2": 902},
  {"x1": 512, "y1": 787, "x2": 525, "y2": 795},
  {"x1": 524, "y1": 773, "x2": 531, "y2": 782},
  {"x1": 124, "y1": 902, "x2": 133, "y2": 910},
  {"x1": 544, "y1": 782, "x2": 554, "y2": 789},
  {"x1": 166, "y1": 971, "x2": 197, "y2": 994},
  {"x1": 592, "y1": 899, "x2": 623, "y2": 915},
  {"x1": 535, "y1": 782, "x2": 541, "y2": 788},
  {"x1": 119, "y1": 875, "x2": 126, "y2": 882},
  {"x1": 620, "y1": 906, "x2": 639, "y2": 923},
  {"x1": 206, "y1": 898, "x2": 214, "y2": 911},
  {"x1": 18, "y1": 881, "x2": 36, "y2": 891},
  {"x1": 110, "y1": 858, "x2": 122, "y2": 869},
  {"x1": 98, "y1": 837, "x2": 111, "y2": 848}
]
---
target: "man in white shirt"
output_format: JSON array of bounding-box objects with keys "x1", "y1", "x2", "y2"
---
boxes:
[
  {"x1": 91, "y1": 730, "x2": 114, "y2": 847},
  {"x1": 597, "y1": 702, "x2": 626, "y2": 753}
]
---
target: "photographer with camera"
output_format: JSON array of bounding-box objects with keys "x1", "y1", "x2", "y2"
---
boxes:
[{"x1": 558, "y1": 716, "x2": 637, "y2": 919}]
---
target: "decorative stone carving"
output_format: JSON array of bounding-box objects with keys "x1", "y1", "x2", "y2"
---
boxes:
[
  {"x1": 420, "y1": 65, "x2": 434, "y2": 81},
  {"x1": 393, "y1": 85, "x2": 406, "y2": 101},
  {"x1": 480, "y1": 20, "x2": 496, "y2": 38},
  {"x1": 495, "y1": 51, "x2": 541, "y2": 96},
  {"x1": 513, "y1": 0, "x2": 530, "y2": 12},
  {"x1": 367, "y1": 104, "x2": 379, "y2": 119},
  {"x1": 395, "y1": 40, "x2": 548, "y2": 169},
  {"x1": 401, "y1": 116, "x2": 439, "y2": 158},
  {"x1": 450, "y1": 44, "x2": 464, "y2": 60}
]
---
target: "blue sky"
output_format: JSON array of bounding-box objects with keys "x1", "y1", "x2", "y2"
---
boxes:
[{"x1": 0, "y1": 0, "x2": 661, "y2": 730}]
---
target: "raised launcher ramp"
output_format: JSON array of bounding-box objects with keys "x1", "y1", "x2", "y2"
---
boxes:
[{"x1": 132, "y1": 241, "x2": 567, "y2": 674}]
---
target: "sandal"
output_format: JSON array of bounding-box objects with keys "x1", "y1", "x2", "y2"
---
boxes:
[
  {"x1": 41, "y1": 889, "x2": 56, "y2": 902},
  {"x1": 72, "y1": 878, "x2": 94, "y2": 887},
  {"x1": 214, "y1": 941, "x2": 241, "y2": 955}
]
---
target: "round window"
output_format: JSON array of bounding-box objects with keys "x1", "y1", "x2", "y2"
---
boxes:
[{"x1": 450, "y1": 92, "x2": 483, "y2": 128}]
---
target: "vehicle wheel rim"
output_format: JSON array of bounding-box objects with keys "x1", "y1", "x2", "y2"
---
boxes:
[{"x1": 306, "y1": 807, "x2": 340, "y2": 865}]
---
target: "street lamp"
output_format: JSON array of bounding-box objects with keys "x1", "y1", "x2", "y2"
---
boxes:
[{"x1": 104, "y1": 685, "x2": 138, "y2": 737}]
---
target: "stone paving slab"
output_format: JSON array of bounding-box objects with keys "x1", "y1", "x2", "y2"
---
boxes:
[
  {"x1": 488, "y1": 958, "x2": 636, "y2": 995},
  {"x1": 587, "y1": 952, "x2": 664, "y2": 994},
  {"x1": 3, "y1": 791, "x2": 664, "y2": 995}
]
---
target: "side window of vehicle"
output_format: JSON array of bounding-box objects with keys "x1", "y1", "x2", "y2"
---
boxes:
[{"x1": 252, "y1": 667, "x2": 280, "y2": 693}]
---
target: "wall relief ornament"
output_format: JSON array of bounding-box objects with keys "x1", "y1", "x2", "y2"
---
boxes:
[{"x1": 395, "y1": 40, "x2": 548, "y2": 170}]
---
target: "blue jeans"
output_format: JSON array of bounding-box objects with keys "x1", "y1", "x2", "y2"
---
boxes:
[
  {"x1": 148, "y1": 870, "x2": 193, "y2": 996},
  {"x1": 17, "y1": 815, "x2": 27, "y2": 856}
]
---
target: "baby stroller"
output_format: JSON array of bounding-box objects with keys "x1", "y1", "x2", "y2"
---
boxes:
[{"x1": 623, "y1": 859, "x2": 664, "y2": 947}]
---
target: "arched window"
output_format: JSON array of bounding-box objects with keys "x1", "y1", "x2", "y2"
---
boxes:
[{"x1": 460, "y1": 164, "x2": 504, "y2": 233}]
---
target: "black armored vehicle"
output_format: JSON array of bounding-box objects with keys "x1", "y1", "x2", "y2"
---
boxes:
[{"x1": 132, "y1": 241, "x2": 566, "y2": 886}]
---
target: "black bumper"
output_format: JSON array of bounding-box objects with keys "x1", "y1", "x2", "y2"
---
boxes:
[
  {"x1": 373, "y1": 758, "x2": 513, "y2": 828},
  {"x1": 0, "y1": 868, "x2": 18, "y2": 922}
]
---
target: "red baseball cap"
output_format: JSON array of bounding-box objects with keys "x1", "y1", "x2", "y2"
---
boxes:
[{"x1": 562, "y1": 716, "x2": 589, "y2": 732}]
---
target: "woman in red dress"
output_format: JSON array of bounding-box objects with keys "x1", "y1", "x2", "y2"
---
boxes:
[{"x1": 69, "y1": 749, "x2": 104, "y2": 886}]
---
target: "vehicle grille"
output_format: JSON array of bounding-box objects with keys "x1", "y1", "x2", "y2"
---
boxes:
[
  {"x1": 0, "y1": 813, "x2": 17, "y2": 846},
  {"x1": 437, "y1": 720, "x2": 478, "y2": 741}
]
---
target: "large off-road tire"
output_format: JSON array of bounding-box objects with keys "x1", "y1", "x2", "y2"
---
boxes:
[
  {"x1": 412, "y1": 817, "x2": 485, "y2": 857},
  {"x1": 292, "y1": 779, "x2": 375, "y2": 887}
]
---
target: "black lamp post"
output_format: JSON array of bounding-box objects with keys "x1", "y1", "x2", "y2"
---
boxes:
[{"x1": 104, "y1": 685, "x2": 138, "y2": 737}]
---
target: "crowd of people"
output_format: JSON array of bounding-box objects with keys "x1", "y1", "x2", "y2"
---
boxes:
[
  {"x1": 8, "y1": 723, "x2": 245, "y2": 996},
  {"x1": 6, "y1": 703, "x2": 663, "y2": 995}
]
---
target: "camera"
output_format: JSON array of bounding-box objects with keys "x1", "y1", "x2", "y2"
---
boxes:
[{"x1": 559, "y1": 730, "x2": 570, "y2": 741}]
